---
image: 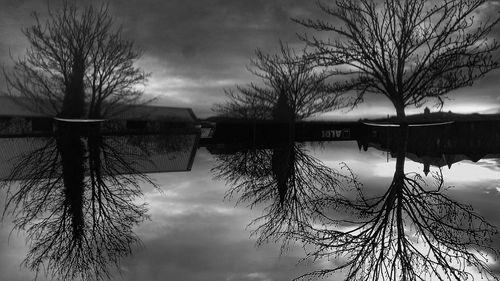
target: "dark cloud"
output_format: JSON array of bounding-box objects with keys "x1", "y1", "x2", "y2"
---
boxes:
[
  {"x1": 106, "y1": 0, "x2": 316, "y2": 81},
  {"x1": 105, "y1": 0, "x2": 322, "y2": 116}
]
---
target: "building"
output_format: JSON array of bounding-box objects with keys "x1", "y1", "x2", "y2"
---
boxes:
[{"x1": 0, "y1": 95, "x2": 200, "y2": 136}]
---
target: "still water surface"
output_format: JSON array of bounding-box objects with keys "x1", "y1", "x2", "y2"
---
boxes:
[{"x1": 1, "y1": 131, "x2": 499, "y2": 281}]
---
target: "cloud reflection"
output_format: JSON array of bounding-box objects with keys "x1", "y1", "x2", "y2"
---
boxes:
[{"x1": 297, "y1": 127, "x2": 500, "y2": 280}]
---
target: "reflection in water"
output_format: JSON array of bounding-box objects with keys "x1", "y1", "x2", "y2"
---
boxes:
[
  {"x1": 212, "y1": 139, "x2": 358, "y2": 249},
  {"x1": 2, "y1": 119, "x2": 500, "y2": 280},
  {"x1": 1, "y1": 122, "x2": 195, "y2": 281},
  {"x1": 297, "y1": 126, "x2": 499, "y2": 281}
]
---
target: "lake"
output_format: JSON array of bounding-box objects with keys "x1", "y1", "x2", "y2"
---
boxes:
[{"x1": 1, "y1": 122, "x2": 499, "y2": 281}]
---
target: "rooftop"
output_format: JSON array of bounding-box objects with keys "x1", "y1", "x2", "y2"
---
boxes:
[{"x1": 0, "y1": 95, "x2": 198, "y2": 123}]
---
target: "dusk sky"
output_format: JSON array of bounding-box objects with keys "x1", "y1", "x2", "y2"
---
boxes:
[{"x1": 1, "y1": 0, "x2": 500, "y2": 119}]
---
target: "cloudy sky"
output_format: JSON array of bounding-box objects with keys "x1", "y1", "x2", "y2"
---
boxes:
[
  {"x1": 1, "y1": 0, "x2": 500, "y2": 119},
  {"x1": 1, "y1": 1, "x2": 500, "y2": 280}
]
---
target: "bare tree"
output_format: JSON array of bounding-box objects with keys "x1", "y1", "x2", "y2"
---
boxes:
[
  {"x1": 296, "y1": 128, "x2": 499, "y2": 281},
  {"x1": 296, "y1": 0, "x2": 500, "y2": 119},
  {"x1": 3, "y1": 1, "x2": 149, "y2": 119},
  {"x1": 214, "y1": 42, "x2": 347, "y2": 121}
]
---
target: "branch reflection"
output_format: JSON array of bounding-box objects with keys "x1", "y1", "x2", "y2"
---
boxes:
[
  {"x1": 299, "y1": 126, "x2": 499, "y2": 281},
  {"x1": 1, "y1": 122, "x2": 194, "y2": 281},
  {"x1": 212, "y1": 139, "x2": 358, "y2": 250}
]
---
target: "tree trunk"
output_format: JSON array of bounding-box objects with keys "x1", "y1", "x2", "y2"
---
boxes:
[
  {"x1": 60, "y1": 52, "x2": 86, "y2": 119},
  {"x1": 393, "y1": 99, "x2": 406, "y2": 121},
  {"x1": 272, "y1": 93, "x2": 294, "y2": 122}
]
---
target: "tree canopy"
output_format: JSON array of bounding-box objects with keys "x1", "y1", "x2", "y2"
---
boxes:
[
  {"x1": 3, "y1": 1, "x2": 149, "y2": 119},
  {"x1": 214, "y1": 42, "x2": 346, "y2": 121},
  {"x1": 296, "y1": 0, "x2": 500, "y2": 119}
]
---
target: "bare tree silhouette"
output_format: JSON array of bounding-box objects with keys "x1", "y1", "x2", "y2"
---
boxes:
[
  {"x1": 295, "y1": 0, "x2": 500, "y2": 119},
  {"x1": 3, "y1": 1, "x2": 149, "y2": 118},
  {"x1": 212, "y1": 141, "x2": 358, "y2": 250},
  {"x1": 214, "y1": 42, "x2": 346, "y2": 121},
  {"x1": 296, "y1": 127, "x2": 499, "y2": 281},
  {"x1": 1, "y1": 125, "x2": 160, "y2": 281}
]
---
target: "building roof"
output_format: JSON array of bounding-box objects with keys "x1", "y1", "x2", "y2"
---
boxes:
[
  {"x1": 0, "y1": 95, "x2": 198, "y2": 122},
  {"x1": 107, "y1": 103, "x2": 197, "y2": 122}
]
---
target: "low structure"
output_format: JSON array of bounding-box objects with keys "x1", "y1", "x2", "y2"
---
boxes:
[{"x1": 0, "y1": 96, "x2": 200, "y2": 136}]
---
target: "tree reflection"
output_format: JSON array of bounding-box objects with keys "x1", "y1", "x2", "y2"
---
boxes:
[
  {"x1": 1, "y1": 123, "x2": 160, "y2": 281},
  {"x1": 298, "y1": 127, "x2": 499, "y2": 281},
  {"x1": 212, "y1": 140, "x2": 357, "y2": 249}
]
